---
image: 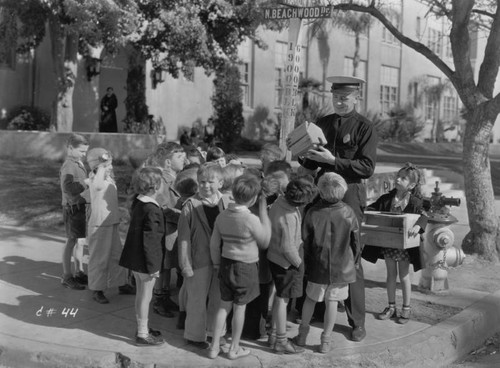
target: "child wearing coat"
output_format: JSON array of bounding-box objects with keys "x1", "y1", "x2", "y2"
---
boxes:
[
  {"x1": 267, "y1": 177, "x2": 317, "y2": 354},
  {"x1": 177, "y1": 163, "x2": 230, "y2": 348},
  {"x1": 362, "y1": 162, "x2": 427, "y2": 324},
  {"x1": 294, "y1": 172, "x2": 361, "y2": 354},
  {"x1": 86, "y1": 148, "x2": 132, "y2": 304},
  {"x1": 119, "y1": 167, "x2": 166, "y2": 346}
]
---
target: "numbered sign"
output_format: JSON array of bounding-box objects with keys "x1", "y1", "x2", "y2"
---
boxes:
[{"x1": 279, "y1": 18, "x2": 304, "y2": 160}]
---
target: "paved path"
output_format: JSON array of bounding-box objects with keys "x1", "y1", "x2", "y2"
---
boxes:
[{"x1": 1, "y1": 220, "x2": 500, "y2": 367}]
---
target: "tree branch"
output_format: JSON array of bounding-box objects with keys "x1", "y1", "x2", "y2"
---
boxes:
[
  {"x1": 450, "y1": 0, "x2": 480, "y2": 108},
  {"x1": 472, "y1": 9, "x2": 496, "y2": 19},
  {"x1": 477, "y1": 1, "x2": 500, "y2": 98},
  {"x1": 332, "y1": 2, "x2": 455, "y2": 82}
]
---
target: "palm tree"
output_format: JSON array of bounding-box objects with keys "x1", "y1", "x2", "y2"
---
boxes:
[
  {"x1": 331, "y1": 10, "x2": 372, "y2": 76},
  {"x1": 305, "y1": 7, "x2": 375, "y2": 105},
  {"x1": 306, "y1": 20, "x2": 331, "y2": 103}
]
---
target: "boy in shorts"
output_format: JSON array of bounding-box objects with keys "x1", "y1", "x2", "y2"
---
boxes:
[
  {"x1": 208, "y1": 174, "x2": 272, "y2": 360},
  {"x1": 294, "y1": 172, "x2": 361, "y2": 353},
  {"x1": 267, "y1": 177, "x2": 317, "y2": 354},
  {"x1": 59, "y1": 133, "x2": 89, "y2": 290}
]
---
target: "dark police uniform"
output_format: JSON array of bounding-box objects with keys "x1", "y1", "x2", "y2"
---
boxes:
[{"x1": 298, "y1": 100, "x2": 378, "y2": 339}]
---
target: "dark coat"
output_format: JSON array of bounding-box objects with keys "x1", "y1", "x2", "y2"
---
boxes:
[
  {"x1": 302, "y1": 199, "x2": 361, "y2": 285},
  {"x1": 299, "y1": 110, "x2": 378, "y2": 222},
  {"x1": 361, "y1": 189, "x2": 427, "y2": 271},
  {"x1": 99, "y1": 93, "x2": 118, "y2": 132},
  {"x1": 120, "y1": 198, "x2": 165, "y2": 274}
]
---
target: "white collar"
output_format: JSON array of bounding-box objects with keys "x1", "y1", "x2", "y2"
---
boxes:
[{"x1": 137, "y1": 194, "x2": 160, "y2": 207}]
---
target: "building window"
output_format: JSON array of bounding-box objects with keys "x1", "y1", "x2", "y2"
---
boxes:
[
  {"x1": 382, "y1": 13, "x2": 400, "y2": 45},
  {"x1": 238, "y1": 62, "x2": 250, "y2": 107},
  {"x1": 424, "y1": 97, "x2": 436, "y2": 122},
  {"x1": 344, "y1": 57, "x2": 367, "y2": 107},
  {"x1": 238, "y1": 39, "x2": 252, "y2": 107},
  {"x1": 427, "y1": 28, "x2": 442, "y2": 56},
  {"x1": 379, "y1": 65, "x2": 399, "y2": 114},
  {"x1": 424, "y1": 75, "x2": 440, "y2": 122},
  {"x1": 443, "y1": 95, "x2": 458, "y2": 121},
  {"x1": 0, "y1": 8, "x2": 17, "y2": 70}
]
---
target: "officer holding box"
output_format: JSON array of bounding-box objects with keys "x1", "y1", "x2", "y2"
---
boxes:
[{"x1": 296, "y1": 76, "x2": 378, "y2": 342}]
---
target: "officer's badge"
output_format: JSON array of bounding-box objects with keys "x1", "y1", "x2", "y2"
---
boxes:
[{"x1": 343, "y1": 134, "x2": 351, "y2": 143}]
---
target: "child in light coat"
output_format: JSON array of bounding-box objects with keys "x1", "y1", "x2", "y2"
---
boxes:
[{"x1": 86, "y1": 148, "x2": 132, "y2": 304}]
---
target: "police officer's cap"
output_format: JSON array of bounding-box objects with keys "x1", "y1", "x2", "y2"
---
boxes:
[{"x1": 327, "y1": 76, "x2": 365, "y2": 94}]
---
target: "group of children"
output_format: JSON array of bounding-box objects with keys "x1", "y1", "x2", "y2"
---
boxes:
[{"x1": 60, "y1": 134, "x2": 428, "y2": 357}]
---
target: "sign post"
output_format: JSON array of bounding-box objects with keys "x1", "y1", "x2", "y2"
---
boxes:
[
  {"x1": 280, "y1": 18, "x2": 303, "y2": 161},
  {"x1": 264, "y1": 1, "x2": 332, "y2": 160}
]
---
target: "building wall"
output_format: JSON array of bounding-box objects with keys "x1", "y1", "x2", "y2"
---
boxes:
[
  {"x1": 73, "y1": 50, "x2": 129, "y2": 133},
  {"x1": 146, "y1": 64, "x2": 214, "y2": 142},
  {"x1": 0, "y1": 54, "x2": 32, "y2": 115}
]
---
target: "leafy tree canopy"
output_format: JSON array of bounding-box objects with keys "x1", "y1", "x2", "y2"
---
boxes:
[
  {"x1": 2, "y1": 0, "x2": 140, "y2": 55},
  {"x1": 133, "y1": 0, "x2": 284, "y2": 77}
]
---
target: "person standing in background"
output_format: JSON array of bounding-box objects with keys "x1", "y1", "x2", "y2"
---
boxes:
[
  {"x1": 100, "y1": 87, "x2": 118, "y2": 133},
  {"x1": 204, "y1": 118, "x2": 216, "y2": 146}
]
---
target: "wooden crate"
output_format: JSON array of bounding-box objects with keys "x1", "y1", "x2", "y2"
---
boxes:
[{"x1": 361, "y1": 211, "x2": 421, "y2": 249}]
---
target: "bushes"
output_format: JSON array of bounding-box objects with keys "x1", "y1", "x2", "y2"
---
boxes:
[
  {"x1": 123, "y1": 115, "x2": 166, "y2": 135},
  {"x1": 2, "y1": 105, "x2": 51, "y2": 131},
  {"x1": 369, "y1": 105, "x2": 424, "y2": 142},
  {"x1": 212, "y1": 62, "x2": 245, "y2": 153}
]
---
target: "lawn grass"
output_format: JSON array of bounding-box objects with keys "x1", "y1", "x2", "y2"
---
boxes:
[{"x1": 0, "y1": 157, "x2": 135, "y2": 233}]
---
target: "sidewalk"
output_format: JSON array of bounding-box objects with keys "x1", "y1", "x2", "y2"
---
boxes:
[{"x1": 1, "y1": 229, "x2": 500, "y2": 367}]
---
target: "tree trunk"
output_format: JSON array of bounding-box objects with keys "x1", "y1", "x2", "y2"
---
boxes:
[
  {"x1": 49, "y1": 17, "x2": 78, "y2": 132},
  {"x1": 88, "y1": 45, "x2": 104, "y2": 132},
  {"x1": 321, "y1": 59, "x2": 327, "y2": 105},
  {"x1": 431, "y1": 101, "x2": 438, "y2": 142},
  {"x1": 462, "y1": 111, "x2": 500, "y2": 262},
  {"x1": 353, "y1": 33, "x2": 360, "y2": 76},
  {"x1": 125, "y1": 46, "x2": 148, "y2": 123}
]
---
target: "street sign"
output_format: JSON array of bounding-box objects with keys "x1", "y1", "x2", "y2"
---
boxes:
[{"x1": 264, "y1": 6, "x2": 331, "y2": 19}]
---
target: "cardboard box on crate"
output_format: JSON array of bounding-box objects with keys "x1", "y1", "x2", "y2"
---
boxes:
[
  {"x1": 287, "y1": 122, "x2": 327, "y2": 157},
  {"x1": 361, "y1": 211, "x2": 421, "y2": 249}
]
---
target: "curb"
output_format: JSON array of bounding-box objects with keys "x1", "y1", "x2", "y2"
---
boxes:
[
  {"x1": 325, "y1": 290, "x2": 500, "y2": 368},
  {"x1": 0, "y1": 334, "x2": 120, "y2": 368},
  {"x1": 1, "y1": 291, "x2": 499, "y2": 368}
]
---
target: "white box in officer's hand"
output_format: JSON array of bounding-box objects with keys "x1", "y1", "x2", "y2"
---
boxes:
[{"x1": 287, "y1": 122, "x2": 327, "y2": 157}]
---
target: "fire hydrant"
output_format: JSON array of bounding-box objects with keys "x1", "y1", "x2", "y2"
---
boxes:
[{"x1": 419, "y1": 182, "x2": 465, "y2": 292}]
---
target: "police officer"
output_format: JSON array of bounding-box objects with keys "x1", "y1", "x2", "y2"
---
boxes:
[{"x1": 296, "y1": 76, "x2": 378, "y2": 342}]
